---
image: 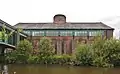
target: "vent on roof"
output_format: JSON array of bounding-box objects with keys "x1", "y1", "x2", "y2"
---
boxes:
[{"x1": 53, "y1": 14, "x2": 66, "y2": 24}]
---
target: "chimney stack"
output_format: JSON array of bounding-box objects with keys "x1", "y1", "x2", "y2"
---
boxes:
[{"x1": 53, "y1": 14, "x2": 66, "y2": 24}]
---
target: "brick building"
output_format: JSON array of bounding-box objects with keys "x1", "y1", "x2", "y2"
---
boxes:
[{"x1": 14, "y1": 14, "x2": 114, "y2": 54}]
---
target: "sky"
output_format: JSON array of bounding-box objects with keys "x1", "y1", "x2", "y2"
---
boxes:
[{"x1": 0, "y1": 0, "x2": 120, "y2": 38}]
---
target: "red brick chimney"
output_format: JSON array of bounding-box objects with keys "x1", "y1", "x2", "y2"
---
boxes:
[{"x1": 53, "y1": 14, "x2": 66, "y2": 24}]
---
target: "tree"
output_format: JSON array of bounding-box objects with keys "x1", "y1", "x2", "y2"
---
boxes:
[
  {"x1": 16, "y1": 39, "x2": 33, "y2": 54},
  {"x1": 75, "y1": 43, "x2": 93, "y2": 66},
  {"x1": 39, "y1": 37, "x2": 55, "y2": 56},
  {"x1": 0, "y1": 24, "x2": 14, "y2": 42}
]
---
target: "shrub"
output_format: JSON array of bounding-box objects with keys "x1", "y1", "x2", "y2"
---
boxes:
[
  {"x1": 5, "y1": 36, "x2": 120, "y2": 68},
  {"x1": 31, "y1": 54, "x2": 73, "y2": 65},
  {"x1": 5, "y1": 50, "x2": 17, "y2": 63},
  {"x1": 6, "y1": 39, "x2": 33, "y2": 63},
  {"x1": 75, "y1": 43, "x2": 93, "y2": 66},
  {"x1": 92, "y1": 37, "x2": 120, "y2": 67},
  {"x1": 91, "y1": 36, "x2": 110, "y2": 67},
  {"x1": 27, "y1": 55, "x2": 39, "y2": 64},
  {"x1": 16, "y1": 39, "x2": 33, "y2": 54},
  {"x1": 39, "y1": 37, "x2": 55, "y2": 57},
  {"x1": 52, "y1": 55, "x2": 72, "y2": 65},
  {"x1": 102, "y1": 38, "x2": 120, "y2": 66},
  {"x1": 74, "y1": 36, "x2": 120, "y2": 67}
]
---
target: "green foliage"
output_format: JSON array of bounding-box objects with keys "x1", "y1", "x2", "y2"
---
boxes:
[
  {"x1": 17, "y1": 27, "x2": 23, "y2": 33},
  {"x1": 27, "y1": 55, "x2": 39, "y2": 64},
  {"x1": 39, "y1": 37, "x2": 55, "y2": 56},
  {"x1": 75, "y1": 43, "x2": 93, "y2": 66},
  {"x1": 6, "y1": 39, "x2": 33, "y2": 63},
  {"x1": 51, "y1": 55, "x2": 72, "y2": 65},
  {"x1": 92, "y1": 37, "x2": 120, "y2": 67},
  {"x1": 5, "y1": 51, "x2": 17, "y2": 63},
  {"x1": 26, "y1": 54, "x2": 73, "y2": 65},
  {"x1": 91, "y1": 36, "x2": 110, "y2": 67},
  {"x1": 75, "y1": 36, "x2": 120, "y2": 67},
  {"x1": 37, "y1": 55, "x2": 53, "y2": 64},
  {"x1": 16, "y1": 39, "x2": 33, "y2": 54},
  {"x1": 0, "y1": 24, "x2": 14, "y2": 42},
  {"x1": 5, "y1": 36, "x2": 120, "y2": 68},
  {"x1": 103, "y1": 39, "x2": 120, "y2": 66}
]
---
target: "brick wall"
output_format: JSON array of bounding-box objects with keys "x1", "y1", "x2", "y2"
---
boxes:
[{"x1": 27, "y1": 30, "x2": 113, "y2": 54}]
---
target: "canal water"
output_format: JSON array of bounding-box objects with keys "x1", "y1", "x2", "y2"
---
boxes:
[{"x1": 0, "y1": 64, "x2": 120, "y2": 74}]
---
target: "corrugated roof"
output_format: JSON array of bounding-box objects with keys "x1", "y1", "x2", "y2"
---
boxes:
[{"x1": 14, "y1": 22, "x2": 114, "y2": 30}]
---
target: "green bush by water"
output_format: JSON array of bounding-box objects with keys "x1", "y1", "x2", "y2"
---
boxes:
[
  {"x1": 75, "y1": 43, "x2": 93, "y2": 66},
  {"x1": 4, "y1": 37, "x2": 120, "y2": 67},
  {"x1": 75, "y1": 36, "x2": 120, "y2": 67},
  {"x1": 5, "y1": 38, "x2": 72, "y2": 65},
  {"x1": 5, "y1": 39, "x2": 33, "y2": 64}
]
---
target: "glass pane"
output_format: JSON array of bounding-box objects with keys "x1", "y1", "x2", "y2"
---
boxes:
[
  {"x1": 32, "y1": 31, "x2": 44, "y2": 36},
  {"x1": 60, "y1": 31, "x2": 72, "y2": 36},
  {"x1": 23, "y1": 31, "x2": 31, "y2": 36},
  {"x1": 74, "y1": 31, "x2": 87, "y2": 36},
  {"x1": 89, "y1": 30, "x2": 104, "y2": 36},
  {"x1": 46, "y1": 31, "x2": 59, "y2": 36}
]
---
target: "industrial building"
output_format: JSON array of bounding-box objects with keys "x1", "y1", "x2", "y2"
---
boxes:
[{"x1": 14, "y1": 14, "x2": 114, "y2": 54}]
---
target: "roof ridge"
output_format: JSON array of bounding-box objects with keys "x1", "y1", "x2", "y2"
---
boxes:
[
  {"x1": 16, "y1": 22, "x2": 53, "y2": 24},
  {"x1": 15, "y1": 22, "x2": 102, "y2": 26},
  {"x1": 14, "y1": 22, "x2": 114, "y2": 30},
  {"x1": 0, "y1": 19, "x2": 16, "y2": 30},
  {"x1": 100, "y1": 22, "x2": 114, "y2": 30},
  {"x1": 68, "y1": 22, "x2": 101, "y2": 23}
]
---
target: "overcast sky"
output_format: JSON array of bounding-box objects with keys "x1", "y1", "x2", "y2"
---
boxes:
[
  {"x1": 1, "y1": 0, "x2": 120, "y2": 38},
  {"x1": 0, "y1": 0, "x2": 120, "y2": 25}
]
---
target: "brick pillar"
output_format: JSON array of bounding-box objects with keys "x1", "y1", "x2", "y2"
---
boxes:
[
  {"x1": 72, "y1": 39, "x2": 75, "y2": 53},
  {"x1": 69, "y1": 40, "x2": 73, "y2": 54},
  {"x1": 57, "y1": 38, "x2": 62, "y2": 55},
  {"x1": 59, "y1": 40, "x2": 62, "y2": 54},
  {"x1": 56, "y1": 39, "x2": 59, "y2": 54},
  {"x1": 52, "y1": 39, "x2": 56, "y2": 54},
  {"x1": 64, "y1": 40, "x2": 67, "y2": 54},
  {"x1": 66, "y1": 39, "x2": 71, "y2": 54}
]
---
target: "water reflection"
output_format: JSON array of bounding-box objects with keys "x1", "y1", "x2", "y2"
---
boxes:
[
  {"x1": 0, "y1": 65, "x2": 8, "y2": 74},
  {"x1": 1, "y1": 64, "x2": 120, "y2": 74}
]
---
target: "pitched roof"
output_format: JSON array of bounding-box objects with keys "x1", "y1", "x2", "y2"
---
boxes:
[
  {"x1": 14, "y1": 22, "x2": 114, "y2": 30},
  {"x1": 0, "y1": 19, "x2": 16, "y2": 30},
  {"x1": 0, "y1": 19, "x2": 28, "y2": 36}
]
